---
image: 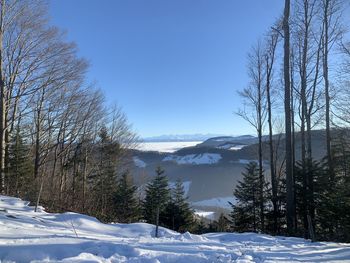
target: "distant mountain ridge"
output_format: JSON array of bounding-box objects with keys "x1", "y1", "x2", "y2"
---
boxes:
[{"x1": 142, "y1": 134, "x2": 255, "y2": 142}]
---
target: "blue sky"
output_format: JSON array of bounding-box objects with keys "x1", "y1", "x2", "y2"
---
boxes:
[{"x1": 49, "y1": 0, "x2": 284, "y2": 137}]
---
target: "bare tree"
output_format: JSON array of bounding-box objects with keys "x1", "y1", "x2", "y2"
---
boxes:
[
  {"x1": 291, "y1": 0, "x2": 321, "y2": 239},
  {"x1": 320, "y1": 0, "x2": 344, "y2": 178},
  {"x1": 283, "y1": 0, "x2": 296, "y2": 235},
  {"x1": 264, "y1": 29, "x2": 279, "y2": 234},
  {"x1": 238, "y1": 41, "x2": 267, "y2": 231}
]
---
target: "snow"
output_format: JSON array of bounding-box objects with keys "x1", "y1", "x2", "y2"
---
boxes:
[
  {"x1": 169, "y1": 181, "x2": 191, "y2": 196},
  {"x1": 192, "y1": 197, "x2": 236, "y2": 210},
  {"x1": 163, "y1": 153, "x2": 222, "y2": 165},
  {"x1": 194, "y1": 210, "x2": 216, "y2": 220},
  {"x1": 136, "y1": 141, "x2": 201, "y2": 153},
  {"x1": 1, "y1": 195, "x2": 350, "y2": 262},
  {"x1": 228, "y1": 145, "x2": 246, "y2": 151},
  {"x1": 133, "y1": 157, "x2": 147, "y2": 168},
  {"x1": 217, "y1": 144, "x2": 246, "y2": 150}
]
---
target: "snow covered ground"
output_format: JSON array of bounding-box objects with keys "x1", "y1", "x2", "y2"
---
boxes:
[
  {"x1": 137, "y1": 141, "x2": 202, "y2": 153},
  {"x1": 163, "y1": 153, "x2": 222, "y2": 165},
  {"x1": 1, "y1": 195, "x2": 350, "y2": 262},
  {"x1": 217, "y1": 144, "x2": 247, "y2": 151}
]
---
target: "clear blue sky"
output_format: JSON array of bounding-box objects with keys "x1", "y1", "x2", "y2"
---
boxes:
[{"x1": 49, "y1": 0, "x2": 284, "y2": 137}]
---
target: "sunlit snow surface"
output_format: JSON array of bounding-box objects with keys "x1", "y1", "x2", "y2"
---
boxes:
[
  {"x1": 1, "y1": 195, "x2": 350, "y2": 262},
  {"x1": 163, "y1": 153, "x2": 222, "y2": 165},
  {"x1": 137, "y1": 141, "x2": 202, "y2": 153}
]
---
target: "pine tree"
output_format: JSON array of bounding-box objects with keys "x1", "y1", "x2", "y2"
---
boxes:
[
  {"x1": 7, "y1": 127, "x2": 34, "y2": 199},
  {"x1": 114, "y1": 172, "x2": 141, "y2": 223},
  {"x1": 294, "y1": 159, "x2": 322, "y2": 240},
  {"x1": 214, "y1": 213, "x2": 230, "y2": 232},
  {"x1": 315, "y1": 134, "x2": 350, "y2": 242},
  {"x1": 90, "y1": 127, "x2": 120, "y2": 222},
  {"x1": 193, "y1": 219, "x2": 207, "y2": 234},
  {"x1": 164, "y1": 179, "x2": 194, "y2": 232},
  {"x1": 231, "y1": 162, "x2": 269, "y2": 232},
  {"x1": 143, "y1": 166, "x2": 170, "y2": 237}
]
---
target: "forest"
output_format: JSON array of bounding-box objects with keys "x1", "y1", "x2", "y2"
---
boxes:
[
  {"x1": 0, "y1": 0, "x2": 350, "y2": 244},
  {"x1": 233, "y1": 0, "x2": 350, "y2": 242}
]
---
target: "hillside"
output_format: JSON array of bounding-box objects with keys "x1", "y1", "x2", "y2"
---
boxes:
[
  {"x1": 132, "y1": 130, "x2": 333, "y2": 219},
  {"x1": 1, "y1": 195, "x2": 350, "y2": 262}
]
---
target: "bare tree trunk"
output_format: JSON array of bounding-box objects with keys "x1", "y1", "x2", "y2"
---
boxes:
[
  {"x1": 306, "y1": 34, "x2": 322, "y2": 236},
  {"x1": 322, "y1": 0, "x2": 333, "y2": 179},
  {"x1": 155, "y1": 205, "x2": 160, "y2": 238},
  {"x1": 266, "y1": 56, "x2": 278, "y2": 234},
  {"x1": 34, "y1": 88, "x2": 45, "y2": 180},
  {"x1": 290, "y1": 53, "x2": 298, "y2": 231},
  {"x1": 283, "y1": 0, "x2": 295, "y2": 235},
  {"x1": 0, "y1": 0, "x2": 5, "y2": 194},
  {"x1": 82, "y1": 147, "x2": 88, "y2": 211},
  {"x1": 257, "y1": 80, "x2": 264, "y2": 232},
  {"x1": 300, "y1": 30, "x2": 309, "y2": 241},
  {"x1": 237, "y1": 42, "x2": 267, "y2": 232},
  {"x1": 35, "y1": 174, "x2": 44, "y2": 212}
]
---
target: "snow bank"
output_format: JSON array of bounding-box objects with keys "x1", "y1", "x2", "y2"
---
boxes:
[
  {"x1": 1, "y1": 195, "x2": 350, "y2": 262},
  {"x1": 163, "y1": 153, "x2": 222, "y2": 165}
]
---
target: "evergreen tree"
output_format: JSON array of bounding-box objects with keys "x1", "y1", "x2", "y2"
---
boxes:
[
  {"x1": 315, "y1": 134, "x2": 350, "y2": 242},
  {"x1": 193, "y1": 219, "x2": 207, "y2": 234},
  {"x1": 143, "y1": 166, "x2": 170, "y2": 237},
  {"x1": 294, "y1": 159, "x2": 322, "y2": 239},
  {"x1": 90, "y1": 126, "x2": 120, "y2": 221},
  {"x1": 114, "y1": 172, "x2": 141, "y2": 223},
  {"x1": 231, "y1": 162, "x2": 269, "y2": 232},
  {"x1": 213, "y1": 213, "x2": 230, "y2": 232},
  {"x1": 164, "y1": 179, "x2": 194, "y2": 232},
  {"x1": 7, "y1": 127, "x2": 34, "y2": 199}
]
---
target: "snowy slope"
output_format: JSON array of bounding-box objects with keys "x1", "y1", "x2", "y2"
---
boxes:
[
  {"x1": 163, "y1": 153, "x2": 222, "y2": 165},
  {"x1": 1, "y1": 195, "x2": 350, "y2": 262},
  {"x1": 133, "y1": 156, "x2": 147, "y2": 168}
]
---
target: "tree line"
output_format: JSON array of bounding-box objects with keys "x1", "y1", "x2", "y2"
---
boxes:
[
  {"x1": 0, "y1": 0, "x2": 140, "y2": 219},
  {"x1": 233, "y1": 0, "x2": 350, "y2": 242},
  {"x1": 0, "y1": 0, "x2": 205, "y2": 235}
]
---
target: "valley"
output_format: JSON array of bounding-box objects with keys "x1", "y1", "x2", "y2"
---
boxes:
[{"x1": 131, "y1": 131, "x2": 329, "y2": 220}]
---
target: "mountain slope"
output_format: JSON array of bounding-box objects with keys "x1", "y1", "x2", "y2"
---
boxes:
[
  {"x1": 1, "y1": 195, "x2": 350, "y2": 262},
  {"x1": 131, "y1": 129, "x2": 334, "y2": 219}
]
